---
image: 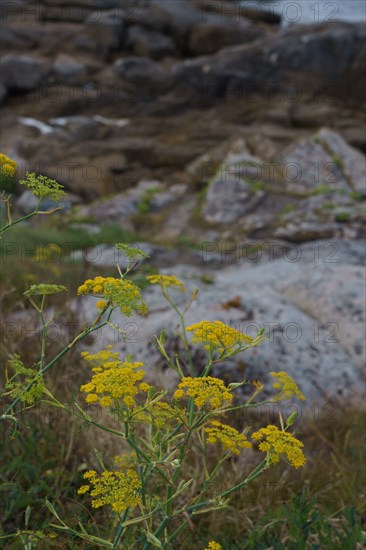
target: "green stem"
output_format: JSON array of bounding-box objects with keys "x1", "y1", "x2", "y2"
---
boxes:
[
  {"x1": 142, "y1": 516, "x2": 170, "y2": 550},
  {"x1": 112, "y1": 508, "x2": 129, "y2": 549}
]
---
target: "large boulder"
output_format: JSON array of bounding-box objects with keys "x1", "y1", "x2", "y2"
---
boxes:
[
  {"x1": 0, "y1": 54, "x2": 50, "y2": 91},
  {"x1": 170, "y1": 23, "x2": 366, "y2": 106}
]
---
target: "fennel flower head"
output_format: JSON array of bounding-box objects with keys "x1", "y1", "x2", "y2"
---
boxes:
[
  {"x1": 0, "y1": 153, "x2": 17, "y2": 177},
  {"x1": 147, "y1": 274, "x2": 185, "y2": 292},
  {"x1": 252, "y1": 425, "x2": 306, "y2": 468},
  {"x1": 174, "y1": 376, "x2": 233, "y2": 409},
  {"x1": 78, "y1": 469, "x2": 141, "y2": 513},
  {"x1": 80, "y1": 348, "x2": 150, "y2": 408},
  {"x1": 205, "y1": 420, "x2": 252, "y2": 455},
  {"x1": 187, "y1": 320, "x2": 254, "y2": 354},
  {"x1": 77, "y1": 276, "x2": 148, "y2": 316}
]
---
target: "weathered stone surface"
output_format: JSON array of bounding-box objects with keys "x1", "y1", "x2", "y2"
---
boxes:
[
  {"x1": 0, "y1": 55, "x2": 50, "y2": 91},
  {"x1": 279, "y1": 137, "x2": 348, "y2": 193},
  {"x1": 316, "y1": 128, "x2": 366, "y2": 196},
  {"x1": 75, "y1": 181, "x2": 164, "y2": 227},
  {"x1": 203, "y1": 177, "x2": 265, "y2": 224},
  {"x1": 126, "y1": 25, "x2": 176, "y2": 59}
]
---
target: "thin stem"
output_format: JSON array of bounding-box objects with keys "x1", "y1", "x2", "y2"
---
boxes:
[{"x1": 112, "y1": 508, "x2": 129, "y2": 549}]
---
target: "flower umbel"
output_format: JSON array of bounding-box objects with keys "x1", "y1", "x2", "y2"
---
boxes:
[
  {"x1": 80, "y1": 348, "x2": 149, "y2": 408},
  {"x1": 78, "y1": 469, "x2": 141, "y2": 513},
  {"x1": 205, "y1": 542, "x2": 222, "y2": 550},
  {"x1": 174, "y1": 376, "x2": 232, "y2": 409},
  {"x1": 24, "y1": 284, "x2": 67, "y2": 297},
  {"x1": 270, "y1": 371, "x2": 305, "y2": 401},
  {"x1": 205, "y1": 421, "x2": 252, "y2": 455},
  {"x1": 115, "y1": 243, "x2": 150, "y2": 260},
  {"x1": 147, "y1": 274, "x2": 185, "y2": 292},
  {"x1": 77, "y1": 276, "x2": 147, "y2": 316},
  {"x1": 187, "y1": 320, "x2": 254, "y2": 354},
  {"x1": 19, "y1": 172, "x2": 65, "y2": 201},
  {"x1": 252, "y1": 425, "x2": 306, "y2": 468}
]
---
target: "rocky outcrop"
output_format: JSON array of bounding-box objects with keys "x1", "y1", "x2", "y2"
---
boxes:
[{"x1": 0, "y1": 55, "x2": 50, "y2": 91}]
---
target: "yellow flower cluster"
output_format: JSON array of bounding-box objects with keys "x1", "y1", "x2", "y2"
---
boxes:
[
  {"x1": 78, "y1": 469, "x2": 141, "y2": 513},
  {"x1": 252, "y1": 425, "x2": 306, "y2": 468},
  {"x1": 80, "y1": 347, "x2": 149, "y2": 408},
  {"x1": 77, "y1": 276, "x2": 147, "y2": 316},
  {"x1": 147, "y1": 274, "x2": 185, "y2": 292},
  {"x1": 0, "y1": 153, "x2": 17, "y2": 177},
  {"x1": 205, "y1": 542, "x2": 222, "y2": 550},
  {"x1": 174, "y1": 376, "x2": 233, "y2": 409},
  {"x1": 187, "y1": 320, "x2": 253, "y2": 353},
  {"x1": 205, "y1": 420, "x2": 252, "y2": 455},
  {"x1": 270, "y1": 371, "x2": 305, "y2": 401}
]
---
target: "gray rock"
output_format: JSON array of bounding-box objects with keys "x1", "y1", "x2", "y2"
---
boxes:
[
  {"x1": 114, "y1": 56, "x2": 173, "y2": 95},
  {"x1": 316, "y1": 128, "x2": 366, "y2": 197},
  {"x1": 203, "y1": 176, "x2": 265, "y2": 224},
  {"x1": 53, "y1": 55, "x2": 87, "y2": 83},
  {"x1": 149, "y1": 0, "x2": 204, "y2": 47},
  {"x1": 76, "y1": 181, "x2": 164, "y2": 227},
  {"x1": 279, "y1": 137, "x2": 348, "y2": 193},
  {"x1": 170, "y1": 23, "x2": 366, "y2": 106},
  {"x1": 126, "y1": 25, "x2": 176, "y2": 59},
  {"x1": 76, "y1": 11, "x2": 125, "y2": 55},
  {"x1": 0, "y1": 55, "x2": 50, "y2": 91}
]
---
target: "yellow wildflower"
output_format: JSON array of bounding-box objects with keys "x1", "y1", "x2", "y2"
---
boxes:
[
  {"x1": 174, "y1": 376, "x2": 232, "y2": 409},
  {"x1": 78, "y1": 469, "x2": 141, "y2": 513},
  {"x1": 77, "y1": 276, "x2": 147, "y2": 316},
  {"x1": 252, "y1": 425, "x2": 306, "y2": 468},
  {"x1": 205, "y1": 420, "x2": 252, "y2": 455},
  {"x1": 205, "y1": 542, "x2": 222, "y2": 550},
  {"x1": 147, "y1": 274, "x2": 185, "y2": 292},
  {"x1": 270, "y1": 371, "x2": 305, "y2": 401},
  {"x1": 96, "y1": 299, "x2": 108, "y2": 310},
  {"x1": 80, "y1": 348, "x2": 148, "y2": 409},
  {"x1": 187, "y1": 320, "x2": 253, "y2": 354},
  {"x1": 0, "y1": 153, "x2": 17, "y2": 177}
]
